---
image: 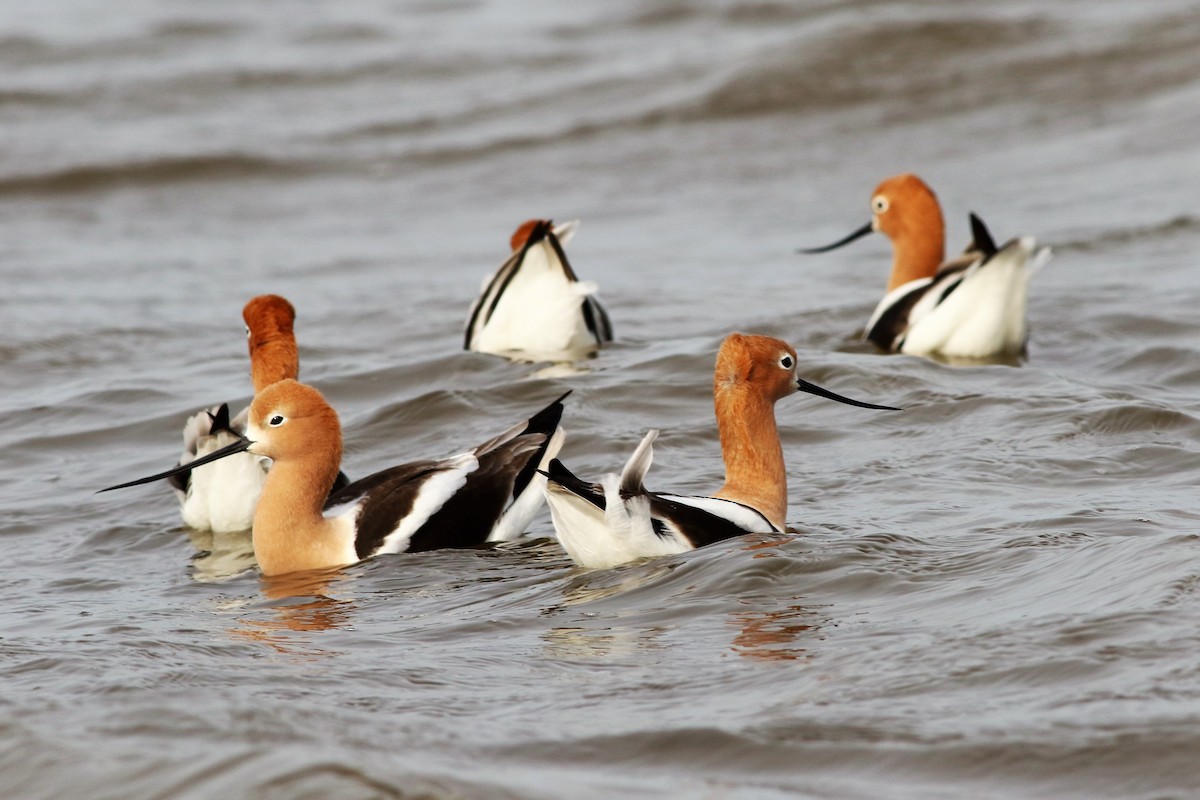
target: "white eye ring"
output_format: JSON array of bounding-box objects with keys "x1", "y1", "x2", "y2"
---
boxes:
[
  {"x1": 779, "y1": 354, "x2": 794, "y2": 369},
  {"x1": 872, "y1": 195, "x2": 889, "y2": 214},
  {"x1": 245, "y1": 326, "x2": 251, "y2": 339},
  {"x1": 268, "y1": 414, "x2": 285, "y2": 427}
]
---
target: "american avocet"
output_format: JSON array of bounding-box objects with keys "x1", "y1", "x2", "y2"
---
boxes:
[
  {"x1": 542, "y1": 334, "x2": 897, "y2": 569},
  {"x1": 465, "y1": 219, "x2": 613, "y2": 360},
  {"x1": 102, "y1": 381, "x2": 568, "y2": 577},
  {"x1": 170, "y1": 295, "x2": 348, "y2": 533},
  {"x1": 800, "y1": 173, "x2": 1050, "y2": 359}
]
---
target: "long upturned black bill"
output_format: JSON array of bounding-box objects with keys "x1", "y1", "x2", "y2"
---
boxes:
[
  {"x1": 97, "y1": 437, "x2": 254, "y2": 493},
  {"x1": 796, "y1": 221, "x2": 874, "y2": 254},
  {"x1": 797, "y1": 377, "x2": 900, "y2": 411}
]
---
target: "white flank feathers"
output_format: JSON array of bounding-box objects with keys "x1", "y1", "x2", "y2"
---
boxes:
[
  {"x1": 901, "y1": 237, "x2": 1047, "y2": 358},
  {"x1": 545, "y1": 431, "x2": 694, "y2": 569},
  {"x1": 372, "y1": 453, "x2": 478, "y2": 555},
  {"x1": 546, "y1": 476, "x2": 689, "y2": 570},
  {"x1": 178, "y1": 405, "x2": 267, "y2": 532}
]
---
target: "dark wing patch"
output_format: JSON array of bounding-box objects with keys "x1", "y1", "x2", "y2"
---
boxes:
[
  {"x1": 582, "y1": 295, "x2": 613, "y2": 344},
  {"x1": 391, "y1": 393, "x2": 570, "y2": 553},
  {"x1": 866, "y1": 283, "x2": 932, "y2": 351},
  {"x1": 647, "y1": 495, "x2": 769, "y2": 548},
  {"x1": 506, "y1": 391, "x2": 569, "y2": 504},
  {"x1": 349, "y1": 392, "x2": 572, "y2": 553},
  {"x1": 330, "y1": 470, "x2": 352, "y2": 495},
  {"x1": 167, "y1": 463, "x2": 190, "y2": 494},
  {"x1": 544, "y1": 458, "x2": 606, "y2": 510},
  {"x1": 968, "y1": 213, "x2": 998, "y2": 257},
  {"x1": 407, "y1": 454, "x2": 515, "y2": 551},
  {"x1": 323, "y1": 459, "x2": 447, "y2": 559},
  {"x1": 407, "y1": 434, "x2": 539, "y2": 552},
  {"x1": 207, "y1": 403, "x2": 234, "y2": 435}
]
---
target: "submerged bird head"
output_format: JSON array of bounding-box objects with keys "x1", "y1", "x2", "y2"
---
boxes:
[
  {"x1": 508, "y1": 218, "x2": 580, "y2": 252},
  {"x1": 510, "y1": 219, "x2": 551, "y2": 252},
  {"x1": 244, "y1": 294, "x2": 299, "y2": 393}
]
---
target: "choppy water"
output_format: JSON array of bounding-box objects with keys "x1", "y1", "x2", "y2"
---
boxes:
[{"x1": 4, "y1": 1, "x2": 1200, "y2": 798}]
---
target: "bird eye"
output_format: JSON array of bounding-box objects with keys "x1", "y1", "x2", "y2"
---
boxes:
[
  {"x1": 245, "y1": 326, "x2": 251, "y2": 339},
  {"x1": 268, "y1": 415, "x2": 285, "y2": 427},
  {"x1": 779, "y1": 355, "x2": 794, "y2": 369},
  {"x1": 872, "y1": 195, "x2": 889, "y2": 214}
]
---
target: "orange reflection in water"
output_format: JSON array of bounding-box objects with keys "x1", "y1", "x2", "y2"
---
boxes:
[
  {"x1": 226, "y1": 567, "x2": 355, "y2": 656},
  {"x1": 728, "y1": 537, "x2": 820, "y2": 662},
  {"x1": 729, "y1": 602, "x2": 817, "y2": 662}
]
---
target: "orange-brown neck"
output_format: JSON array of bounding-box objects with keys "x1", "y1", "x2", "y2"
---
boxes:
[
  {"x1": 249, "y1": 337, "x2": 299, "y2": 394},
  {"x1": 713, "y1": 381, "x2": 787, "y2": 531},
  {"x1": 251, "y1": 440, "x2": 349, "y2": 577},
  {"x1": 886, "y1": 223, "x2": 945, "y2": 291}
]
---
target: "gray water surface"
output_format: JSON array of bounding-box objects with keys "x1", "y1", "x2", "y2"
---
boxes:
[{"x1": 3, "y1": 1, "x2": 1200, "y2": 798}]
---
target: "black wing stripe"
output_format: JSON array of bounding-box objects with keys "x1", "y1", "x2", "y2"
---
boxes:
[
  {"x1": 968, "y1": 213, "x2": 998, "y2": 258},
  {"x1": 648, "y1": 496, "x2": 769, "y2": 548},
  {"x1": 336, "y1": 460, "x2": 448, "y2": 558},
  {"x1": 508, "y1": 391, "x2": 570, "y2": 503},
  {"x1": 544, "y1": 224, "x2": 580, "y2": 282},
  {"x1": 465, "y1": 253, "x2": 520, "y2": 347},
  {"x1": 544, "y1": 458, "x2": 606, "y2": 510},
  {"x1": 866, "y1": 284, "x2": 931, "y2": 351}
]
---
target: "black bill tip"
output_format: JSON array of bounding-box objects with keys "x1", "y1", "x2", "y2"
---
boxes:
[
  {"x1": 97, "y1": 436, "x2": 254, "y2": 494},
  {"x1": 797, "y1": 377, "x2": 901, "y2": 411},
  {"x1": 797, "y1": 221, "x2": 875, "y2": 254}
]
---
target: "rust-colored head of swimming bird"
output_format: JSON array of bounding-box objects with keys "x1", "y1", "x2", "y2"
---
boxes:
[
  {"x1": 245, "y1": 379, "x2": 342, "y2": 468},
  {"x1": 798, "y1": 173, "x2": 946, "y2": 293},
  {"x1": 510, "y1": 219, "x2": 551, "y2": 252},
  {"x1": 712, "y1": 333, "x2": 798, "y2": 531},
  {"x1": 711, "y1": 332, "x2": 899, "y2": 530},
  {"x1": 714, "y1": 333, "x2": 800, "y2": 405},
  {"x1": 870, "y1": 173, "x2": 946, "y2": 290},
  {"x1": 243, "y1": 294, "x2": 299, "y2": 394}
]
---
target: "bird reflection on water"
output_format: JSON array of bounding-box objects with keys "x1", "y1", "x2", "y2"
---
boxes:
[
  {"x1": 218, "y1": 568, "x2": 357, "y2": 657},
  {"x1": 727, "y1": 538, "x2": 821, "y2": 662},
  {"x1": 186, "y1": 528, "x2": 256, "y2": 583}
]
